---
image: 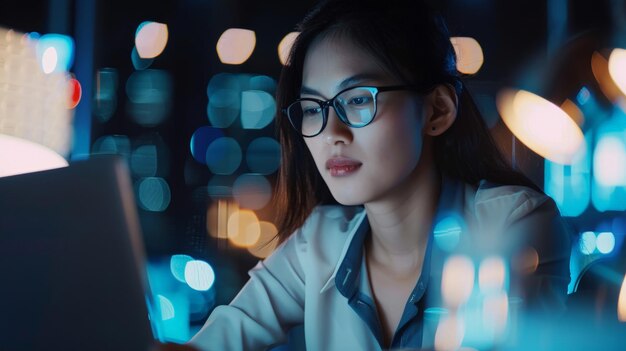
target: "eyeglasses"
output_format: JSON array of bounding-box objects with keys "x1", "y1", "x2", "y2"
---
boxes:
[{"x1": 284, "y1": 85, "x2": 427, "y2": 137}]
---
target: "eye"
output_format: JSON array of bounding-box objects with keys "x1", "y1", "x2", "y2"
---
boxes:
[
  {"x1": 347, "y1": 95, "x2": 373, "y2": 106},
  {"x1": 302, "y1": 106, "x2": 322, "y2": 117}
]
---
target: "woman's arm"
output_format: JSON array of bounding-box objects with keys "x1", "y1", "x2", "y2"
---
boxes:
[{"x1": 187, "y1": 229, "x2": 308, "y2": 351}]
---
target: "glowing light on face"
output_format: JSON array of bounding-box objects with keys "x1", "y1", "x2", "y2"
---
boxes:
[
  {"x1": 135, "y1": 21, "x2": 169, "y2": 59},
  {"x1": 442, "y1": 255, "x2": 475, "y2": 307},
  {"x1": 496, "y1": 89, "x2": 585, "y2": 165},
  {"x1": 450, "y1": 37, "x2": 484, "y2": 74},
  {"x1": 216, "y1": 28, "x2": 256, "y2": 65},
  {"x1": 278, "y1": 32, "x2": 299, "y2": 65},
  {"x1": 608, "y1": 48, "x2": 626, "y2": 97}
]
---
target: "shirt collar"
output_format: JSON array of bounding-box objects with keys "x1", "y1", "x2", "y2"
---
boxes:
[{"x1": 319, "y1": 176, "x2": 466, "y2": 295}]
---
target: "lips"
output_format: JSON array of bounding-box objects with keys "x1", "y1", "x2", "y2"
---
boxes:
[{"x1": 325, "y1": 157, "x2": 362, "y2": 177}]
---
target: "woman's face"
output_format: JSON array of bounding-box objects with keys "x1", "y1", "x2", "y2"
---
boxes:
[{"x1": 301, "y1": 35, "x2": 428, "y2": 206}]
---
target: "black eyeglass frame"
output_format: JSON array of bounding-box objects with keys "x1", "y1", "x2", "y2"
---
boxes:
[{"x1": 283, "y1": 85, "x2": 431, "y2": 137}]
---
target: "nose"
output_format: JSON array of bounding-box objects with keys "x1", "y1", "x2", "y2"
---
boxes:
[{"x1": 322, "y1": 105, "x2": 353, "y2": 145}]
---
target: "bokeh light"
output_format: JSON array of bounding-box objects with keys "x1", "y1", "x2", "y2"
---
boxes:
[
  {"x1": 240, "y1": 90, "x2": 276, "y2": 129},
  {"x1": 482, "y1": 292, "x2": 508, "y2": 338},
  {"x1": 207, "y1": 88, "x2": 240, "y2": 128},
  {"x1": 0, "y1": 134, "x2": 69, "y2": 177},
  {"x1": 131, "y1": 145, "x2": 158, "y2": 177},
  {"x1": 216, "y1": 28, "x2": 256, "y2": 65},
  {"x1": 135, "y1": 21, "x2": 168, "y2": 59},
  {"x1": 433, "y1": 215, "x2": 463, "y2": 252},
  {"x1": 94, "y1": 68, "x2": 119, "y2": 122},
  {"x1": 207, "y1": 199, "x2": 239, "y2": 239},
  {"x1": 580, "y1": 231, "x2": 597, "y2": 255},
  {"x1": 207, "y1": 176, "x2": 233, "y2": 199},
  {"x1": 450, "y1": 37, "x2": 484, "y2": 74},
  {"x1": 435, "y1": 314, "x2": 465, "y2": 351},
  {"x1": 157, "y1": 295, "x2": 175, "y2": 321},
  {"x1": 68, "y1": 77, "x2": 81, "y2": 109},
  {"x1": 232, "y1": 173, "x2": 272, "y2": 210},
  {"x1": 36, "y1": 33, "x2": 74, "y2": 73},
  {"x1": 593, "y1": 135, "x2": 626, "y2": 187},
  {"x1": 496, "y1": 89, "x2": 585, "y2": 165},
  {"x1": 131, "y1": 46, "x2": 154, "y2": 70},
  {"x1": 247, "y1": 221, "x2": 279, "y2": 258},
  {"x1": 184, "y1": 260, "x2": 216, "y2": 291},
  {"x1": 249, "y1": 75, "x2": 276, "y2": 93},
  {"x1": 246, "y1": 137, "x2": 281, "y2": 175},
  {"x1": 596, "y1": 231, "x2": 615, "y2": 254},
  {"x1": 126, "y1": 69, "x2": 172, "y2": 126},
  {"x1": 41, "y1": 47, "x2": 57, "y2": 74},
  {"x1": 91, "y1": 135, "x2": 131, "y2": 156},
  {"x1": 170, "y1": 254, "x2": 194, "y2": 283},
  {"x1": 442, "y1": 255, "x2": 475, "y2": 307},
  {"x1": 608, "y1": 48, "x2": 626, "y2": 97},
  {"x1": 137, "y1": 177, "x2": 171, "y2": 212},
  {"x1": 478, "y1": 257, "x2": 507, "y2": 293},
  {"x1": 512, "y1": 246, "x2": 539, "y2": 275},
  {"x1": 190, "y1": 126, "x2": 224, "y2": 165},
  {"x1": 227, "y1": 209, "x2": 261, "y2": 248},
  {"x1": 278, "y1": 32, "x2": 299, "y2": 65},
  {"x1": 591, "y1": 51, "x2": 623, "y2": 103},
  {"x1": 206, "y1": 137, "x2": 242, "y2": 175},
  {"x1": 618, "y1": 274, "x2": 626, "y2": 322}
]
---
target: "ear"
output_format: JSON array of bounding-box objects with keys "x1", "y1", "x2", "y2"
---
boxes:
[{"x1": 423, "y1": 84, "x2": 458, "y2": 136}]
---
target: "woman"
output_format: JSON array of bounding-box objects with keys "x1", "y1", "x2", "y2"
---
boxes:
[{"x1": 162, "y1": 0, "x2": 571, "y2": 349}]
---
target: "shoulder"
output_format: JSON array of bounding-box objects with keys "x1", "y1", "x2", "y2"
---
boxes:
[
  {"x1": 294, "y1": 204, "x2": 365, "y2": 245},
  {"x1": 470, "y1": 180, "x2": 556, "y2": 226}
]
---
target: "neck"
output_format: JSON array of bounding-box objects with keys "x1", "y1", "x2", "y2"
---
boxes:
[{"x1": 364, "y1": 151, "x2": 441, "y2": 271}]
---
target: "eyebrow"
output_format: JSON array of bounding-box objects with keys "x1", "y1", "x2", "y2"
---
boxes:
[{"x1": 300, "y1": 73, "x2": 386, "y2": 98}]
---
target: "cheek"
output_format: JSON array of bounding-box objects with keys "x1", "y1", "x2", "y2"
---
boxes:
[{"x1": 303, "y1": 139, "x2": 326, "y2": 171}]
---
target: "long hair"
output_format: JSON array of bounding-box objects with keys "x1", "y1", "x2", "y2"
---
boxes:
[{"x1": 273, "y1": 0, "x2": 539, "y2": 243}]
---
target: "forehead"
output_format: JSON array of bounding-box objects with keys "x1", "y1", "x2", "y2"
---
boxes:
[{"x1": 302, "y1": 35, "x2": 392, "y2": 94}]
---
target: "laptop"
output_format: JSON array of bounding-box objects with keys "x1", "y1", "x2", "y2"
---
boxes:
[{"x1": 0, "y1": 156, "x2": 156, "y2": 351}]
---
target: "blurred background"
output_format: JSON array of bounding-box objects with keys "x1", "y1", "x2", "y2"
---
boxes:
[{"x1": 1, "y1": 0, "x2": 625, "y2": 346}]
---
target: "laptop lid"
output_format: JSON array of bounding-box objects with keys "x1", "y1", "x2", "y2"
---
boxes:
[{"x1": 0, "y1": 156, "x2": 155, "y2": 351}]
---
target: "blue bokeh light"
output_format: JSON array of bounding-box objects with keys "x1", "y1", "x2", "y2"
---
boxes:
[
  {"x1": 157, "y1": 294, "x2": 176, "y2": 321},
  {"x1": 206, "y1": 137, "x2": 242, "y2": 175},
  {"x1": 170, "y1": 255, "x2": 194, "y2": 283},
  {"x1": 184, "y1": 260, "x2": 216, "y2": 291},
  {"x1": 580, "y1": 231, "x2": 597, "y2": 255},
  {"x1": 190, "y1": 126, "x2": 224, "y2": 164},
  {"x1": 596, "y1": 232, "x2": 615, "y2": 254},
  {"x1": 240, "y1": 90, "x2": 275, "y2": 129},
  {"x1": 232, "y1": 173, "x2": 272, "y2": 210},
  {"x1": 433, "y1": 214, "x2": 463, "y2": 252},
  {"x1": 246, "y1": 137, "x2": 281, "y2": 175},
  {"x1": 36, "y1": 33, "x2": 75, "y2": 73},
  {"x1": 137, "y1": 177, "x2": 171, "y2": 212}
]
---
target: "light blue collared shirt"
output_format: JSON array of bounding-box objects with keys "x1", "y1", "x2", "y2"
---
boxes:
[{"x1": 190, "y1": 178, "x2": 571, "y2": 351}]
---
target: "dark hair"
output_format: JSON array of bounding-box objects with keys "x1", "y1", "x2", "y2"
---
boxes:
[{"x1": 273, "y1": 0, "x2": 539, "y2": 243}]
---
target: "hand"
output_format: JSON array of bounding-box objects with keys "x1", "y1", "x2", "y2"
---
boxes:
[{"x1": 151, "y1": 342, "x2": 200, "y2": 351}]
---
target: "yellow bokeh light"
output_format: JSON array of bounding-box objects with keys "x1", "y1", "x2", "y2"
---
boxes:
[
  {"x1": 478, "y1": 257, "x2": 506, "y2": 293},
  {"x1": 618, "y1": 274, "x2": 626, "y2": 322},
  {"x1": 206, "y1": 199, "x2": 239, "y2": 240},
  {"x1": 278, "y1": 32, "x2": 299, "y2": 65},
  {"x1": 591, "y1": 51, "x2": 623, "y2": 103},
  {"x1": 434, "y1": 314, "x2": 465, "y2": 351},
  {"x1": 247, "y1": 221, "x2": 279, "y2": 258},
  {"x1": 227, "y1": 209, "x2": 261, "y2": 247},
  {"x1": 593, "y1": 136, "x2": 626, "y2": 187},
  {"x1": 482, "y1": 291, "x2": 509, "y2": 338},
  {"x1": 135, "y1": 21, "x2": 169, "y2": 59},
  {"x1": 608, "y1": 48, "x2": 626, "y2": 98},
  {"x1": 450, "y1": 37, "x2": 484, "y2": 75},
  {"x1": 442, "y1": 255, "x2": 475, "y2": 307},
  {"x1": 216, "y1": 28, "x2": 256, "y2": 65},
  {"x1": 496, "y1": 89, "x2": 585, "y2": 165},
  {"x1": 560, "y1": 99, "x2": 584, "y2": 127}
]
